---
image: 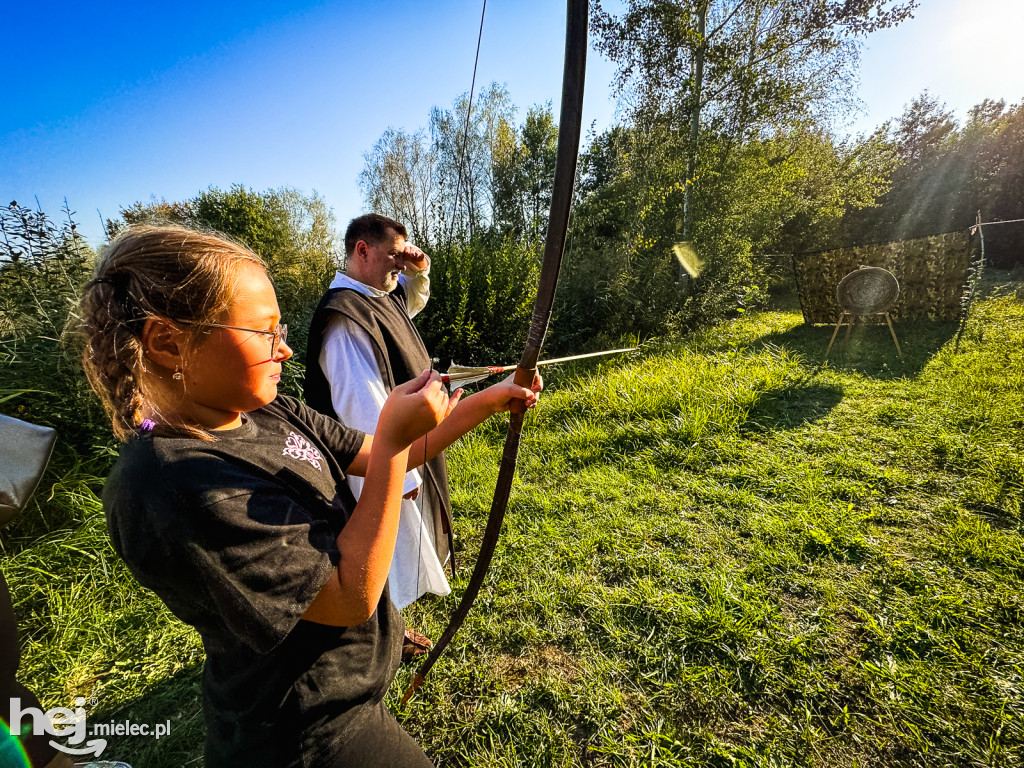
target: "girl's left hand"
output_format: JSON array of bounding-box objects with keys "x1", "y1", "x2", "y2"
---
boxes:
[{"x1": 481, "y1": 372, "x2": 543, "y2": 414}]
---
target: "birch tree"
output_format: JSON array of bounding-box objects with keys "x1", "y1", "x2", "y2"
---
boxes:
[{"x1": 359, "y1": 128, "x2": 436, "y2": 246}]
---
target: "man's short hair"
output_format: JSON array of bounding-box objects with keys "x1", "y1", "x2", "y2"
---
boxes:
[{"x1": 345, "y1": 214, "x2": 408, "y2": 257}]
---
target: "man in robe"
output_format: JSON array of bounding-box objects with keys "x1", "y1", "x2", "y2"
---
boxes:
[{"x1": 304, "y1": 214, "x2": 451, "y2": 658}]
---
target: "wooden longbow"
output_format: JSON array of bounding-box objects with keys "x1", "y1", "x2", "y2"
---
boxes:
[{"x1": 402, "y1": 0, "x2": 589, "y2": 704}]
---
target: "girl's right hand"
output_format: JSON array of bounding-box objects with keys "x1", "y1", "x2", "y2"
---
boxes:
[{"x1": 378, "y1": 370, "x2": 459, "y2": 447}]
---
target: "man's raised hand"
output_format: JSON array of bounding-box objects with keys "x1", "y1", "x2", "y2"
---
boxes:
[{"x1": 400, "y1": 243, "x2": 429, "y2": 271}]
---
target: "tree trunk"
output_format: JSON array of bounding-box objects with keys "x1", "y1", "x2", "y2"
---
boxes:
[{"x1": 681, "y1": 1, "x2": 707, "y2": 282}]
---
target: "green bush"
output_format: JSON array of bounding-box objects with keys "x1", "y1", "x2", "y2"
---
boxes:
[{"x1": 415, "y1": 232, "x2": 540, "y2": 365}]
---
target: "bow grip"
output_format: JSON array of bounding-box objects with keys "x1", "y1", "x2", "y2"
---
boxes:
[{"x1": 510, "y1": 366, "x2": 537, "y2": 415}]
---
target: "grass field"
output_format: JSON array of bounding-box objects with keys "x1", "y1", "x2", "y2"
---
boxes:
[{"x1": 3, "y1": 275, "x2": 1022, "y2": 767}]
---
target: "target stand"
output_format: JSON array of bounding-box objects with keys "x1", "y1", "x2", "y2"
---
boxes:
[{"x1": 824, "y1": 266, "x2": 903, "y2": 361}]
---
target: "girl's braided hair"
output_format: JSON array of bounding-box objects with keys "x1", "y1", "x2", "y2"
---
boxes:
[{"x1": 79, "y1": 225, "x2": 266, "y2": 441}]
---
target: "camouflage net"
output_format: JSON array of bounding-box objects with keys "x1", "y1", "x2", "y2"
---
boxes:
[{"x1": 793, "y1": 231, "x2": 973, "y2": 325}]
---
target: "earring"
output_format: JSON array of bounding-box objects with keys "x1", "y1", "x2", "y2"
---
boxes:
[{"x1": 172, "y1": 368, "x2": 183, "y2": 381}]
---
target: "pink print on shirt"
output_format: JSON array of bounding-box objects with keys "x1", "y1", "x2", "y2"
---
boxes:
[{"x1": 283, "y1": 431, "x2": 324, "y2": 471}]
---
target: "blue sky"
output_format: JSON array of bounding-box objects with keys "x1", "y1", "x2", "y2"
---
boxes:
[{"x1": 3, "y1": 0, "x2": 1021, "y2": 246}]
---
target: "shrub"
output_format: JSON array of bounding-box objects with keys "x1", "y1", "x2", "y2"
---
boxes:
[{"x1": 415, "y1": 232, "x2": 540, "y2": 365}]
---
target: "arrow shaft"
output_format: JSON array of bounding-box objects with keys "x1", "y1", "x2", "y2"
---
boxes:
[
  {"x1": 533, "y1": 346, "x2": 637, "y2": 368},
  {"x1": 441, "y1": 347, "x2": 635, "y2": 385}
]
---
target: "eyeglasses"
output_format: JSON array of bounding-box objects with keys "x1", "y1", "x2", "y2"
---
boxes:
[{"x1": 179, "y1": 320, "x2": 288, "y2": 355}]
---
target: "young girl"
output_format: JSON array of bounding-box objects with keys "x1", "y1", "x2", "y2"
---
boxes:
[{"x1": 78, "y1": 225, "x2": 539, "y2": 768}]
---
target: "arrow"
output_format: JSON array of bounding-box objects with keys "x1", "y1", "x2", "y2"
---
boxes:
[{"x1": 441, "y1": 347, "x2": 636, "y2": 388}]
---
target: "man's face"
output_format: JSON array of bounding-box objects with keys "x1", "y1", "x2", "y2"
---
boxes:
[{"x1": 361, "y1": 228, "x2": 407, "y2": 292}]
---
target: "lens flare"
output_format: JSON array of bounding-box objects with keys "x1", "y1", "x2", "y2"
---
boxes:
[{"x1": 672, "y1": 241, "x2": 703, "y2": 278}]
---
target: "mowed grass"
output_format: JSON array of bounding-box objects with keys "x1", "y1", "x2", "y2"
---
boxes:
[{"x1": 3, "y1": 277, "x2": 1022, "y2": 767}]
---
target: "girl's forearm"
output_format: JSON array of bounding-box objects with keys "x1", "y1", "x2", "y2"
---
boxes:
[
  {"x1": 307, "y1": 435, "x2": 410, "y2": 626},
  {"x1": 341, "y1": 434, "x2": 409, "y2": 592}
]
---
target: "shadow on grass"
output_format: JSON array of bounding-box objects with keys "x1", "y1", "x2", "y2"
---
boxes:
[
  {"x1": 740, "y1": 319, "x2": 959, "y2": 379},
  {"x1": 742, "y1": 380, "x2": 845, "y2": 432},
  {"x1": 92, "y1": 665, "x2": 205, "y2": 767}
]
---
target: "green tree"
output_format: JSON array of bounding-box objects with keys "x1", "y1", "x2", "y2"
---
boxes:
[
  {"x1": 520, "y1": 104, "x2": 559, "y2": 237},
  {"x1": 593, "y1": 0, "x2": 916, "y2": 269},
  {"x1": 840, "y1": 94, "x2": 1024, "y2": 266},
  {"x1": 875, "y1": 92, "x2": 959, "y2": 241},
  {"x1": 554, "y1": 110, "x2": 895, "y2": 349},
  {"x1": 489, "y1": 103, "x2": 559, "y2": 238},
  {"x1": 758, "y1": 124, "x2": 897, "y2": 254},
  {"x1": 359, "y1": 86, "x2": 555, "y2": 245},
  {"x1": 491, "y1": 117, "x2": 528, "y2": 234},
  {"x1": 428, "y1": 83, "x2": 518, "y2": 240}
]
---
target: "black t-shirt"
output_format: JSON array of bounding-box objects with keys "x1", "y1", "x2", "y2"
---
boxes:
[{"x1": 103, "y1": 396, "x2": 404, "y2": 767}]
